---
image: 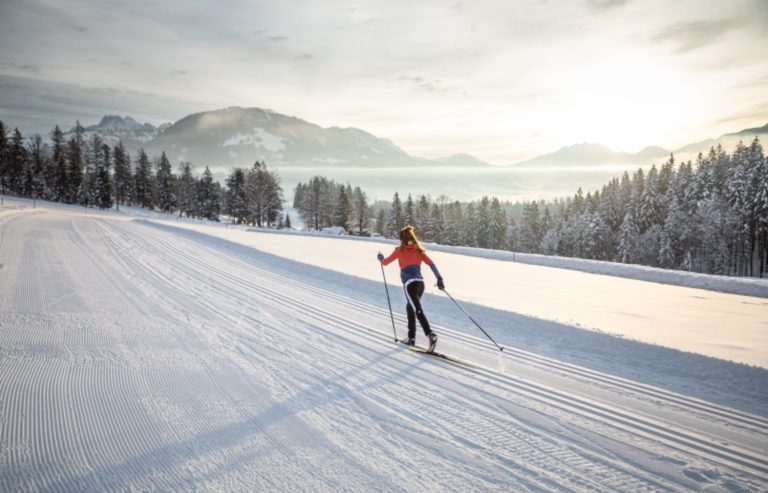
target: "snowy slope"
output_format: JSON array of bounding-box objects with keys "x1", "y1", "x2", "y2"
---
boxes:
[{"x1": 1, "y1": 198, "x2": 767, "y2": 492}]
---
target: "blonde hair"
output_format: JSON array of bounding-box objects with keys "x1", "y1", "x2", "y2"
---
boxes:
[{"x1": 399, "y1": 225, "x2": 425, "y2": 253}]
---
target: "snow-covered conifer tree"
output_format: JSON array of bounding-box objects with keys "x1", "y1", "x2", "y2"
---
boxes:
[
  {"x1": 155, "y1": 151, "x2": 175, "y2": 213},
  {"x1": 388, "y1": 192, "x2": 404, "y2": 236},
  {"x1": 134, "y1": 149, "x2": 154, "y2": 209},
  {"x1": 112, "y1": 142, "x2": 132, "y2": 209}
]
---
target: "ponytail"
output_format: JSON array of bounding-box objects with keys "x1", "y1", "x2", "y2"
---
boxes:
[{"x1": 399, "y1": 225, "x2": 425, "y2": 253}]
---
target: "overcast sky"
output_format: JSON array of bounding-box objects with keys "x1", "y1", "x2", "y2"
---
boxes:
[{"x1": 1, "y1": 0, "x2": 767, "y2": 165}]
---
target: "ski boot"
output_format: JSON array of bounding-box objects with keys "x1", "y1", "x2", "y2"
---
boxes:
[{"x1": 427, "y1": 332, "x2": 438, "y2": 353}]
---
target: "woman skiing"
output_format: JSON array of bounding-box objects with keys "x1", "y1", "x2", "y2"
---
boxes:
[{"x1": 378, "y1": 225, "x2": 444, "y2": 352}]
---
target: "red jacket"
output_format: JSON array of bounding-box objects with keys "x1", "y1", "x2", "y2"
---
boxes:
[{"x1": 381, "y1": 245, "x2": 441, "y2": 283}]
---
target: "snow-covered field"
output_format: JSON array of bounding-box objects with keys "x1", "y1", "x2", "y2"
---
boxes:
[{"x1": 1, "y1": 197, "x2": 767, "y2": 492}]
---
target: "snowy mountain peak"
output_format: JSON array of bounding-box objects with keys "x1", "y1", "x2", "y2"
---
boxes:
[
  {"x1": 144, "y1": 106, "x2": 429, "y2": 168},
  {"x1": 65, "y1": 115, "x2": 167, "y2": 148}
]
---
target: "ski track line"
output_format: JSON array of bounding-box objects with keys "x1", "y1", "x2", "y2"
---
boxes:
[
  {"x1": 36, "y1": 220, "x2": 760, "y2": 492},
  {"x1": 147, "y1": 221, "x2": 768, "y2": 440},
  {"x1": 92, "y1": 220, "x2": 386, "y2": 490},
  {"x1": 103, "y1": 222, "x2": 624, "y2": 490},
  {"x1": 209, "y1": 279, "x2": 688, "y2": 492},
  {"x1": 143, "y1": 221, "x2": 768, "y2": 433},
  {"x1": 117, "y1": 222, "x2": 768, "y2": 486},
  {"x1": 371, "y1": 379, "x2": 684, "y2": 493},
  {"x1": 78, "y1": 219, "x2": 260, "y2": 490},
  {"x1": 92, "y1": 223, "x2": 273, "y2": 485},
  {"x1": 178, "y1": 226, "x2": 768, "y2": 479},
  {"x1": 6, "y1": 217, "x2": 179, "y2": 492},
  {"x1": 66, "y1": 219, "x2": 184, "y2": 491}
]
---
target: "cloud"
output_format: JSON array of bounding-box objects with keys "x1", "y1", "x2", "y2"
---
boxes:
[
  {"x1": 398, "y1": 76, "x2": 470, "y2": 98},
  {"x1": 0, "y1": 75, "x2": 197, "y2": 135},
  {"x1": 651, "y1": 18, "x2": 743, "y2": 53},
  {"x1": 0, "y1": 62, "x2": 40, "y2": 75},
  {"x1": 399, "y1": 76, "x2": 441, "y2": 93},
  {"x1": 586, "y1": 0, "x2": 629, "y2": 10}
]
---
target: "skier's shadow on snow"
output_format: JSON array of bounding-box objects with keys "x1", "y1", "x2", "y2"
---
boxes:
[{"x1": 43, "y1": 346, "x2": 426, "y2": 492}]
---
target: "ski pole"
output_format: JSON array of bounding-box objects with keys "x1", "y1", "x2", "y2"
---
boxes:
[
  {"x1": 443, "y1": 289, "x2": 504, "y2": 352},
  {"x1": 378, "y1": 254, "x2": 398, "y2": 342}
]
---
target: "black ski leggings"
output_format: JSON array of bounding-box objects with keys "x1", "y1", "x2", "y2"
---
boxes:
[{"x1": 403, "y1": 280, "x2": 432, "y2": 338}]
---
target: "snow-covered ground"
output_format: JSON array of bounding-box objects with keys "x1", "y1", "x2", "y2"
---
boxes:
[{"x1": 1, "y1": 197, "x2": 767, "y2": 492}]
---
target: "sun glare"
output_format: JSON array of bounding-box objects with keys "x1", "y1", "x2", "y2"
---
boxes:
[{"x1": 563, "y1": 52, "x2": 694, "y2": 152}]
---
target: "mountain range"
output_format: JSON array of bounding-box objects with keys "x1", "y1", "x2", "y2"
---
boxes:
[{"x1": 64, "y1": 107, "x2": 768, "y2": 169}]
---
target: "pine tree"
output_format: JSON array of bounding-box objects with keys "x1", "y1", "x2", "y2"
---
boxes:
[
  {"x1": 638, "y1": 165, "x2": 661, "y2": 232},
  {"x1": 463, "y1": 202, "x2": 478, "y2": 247},
  {"x1": 519, "y1": 201, "x2": 541, "y2": 252},
  {"x1": 176, "y1": 162, "x2": 196, "y2": 218},
  {"x1": 8, "y1": 128, "x2": 27, "y2": 195},
  {"x1": 417, "y1": 195, "x2": 432, "y2": 239},
  {"x1": 489, "y1": 197, "x2": 507, "y2": 250},
  {"x1": 298, "y1": 176, "x2": 333, "y2": 230},
  {"x1": 404, "y1": 194, "x2": 416, "y2": 230},
  {"x1": 597, "y1": 177, "x2": 622, "y2": 232},
  {"x1": 657, "y1": 155, "x2": 675, "y2": 197},
  {"x1": 429, "y1": 202, "x2": 444, "y2": 244},
  {"x1": 225, "y1": 168, "x2": 248, "y2": 223},
  {"x1": 351, "y1": 186, "x2": 370, "y2": 235},
  {"x1": 197, "y1": 166, "x2": 220, "y2": 221},
  {"x1": 333, "y1": 184, "x2": 352, "y2": 230},
  {"x1": 618, "y1": 170, "x2": 632, "y2": 218},
  {"x1": 134, "y1": 148, "x2": 154, "y2": 209},
  {"x1": 375, "y1": 207, "x2": 387, "y2": 236},
  {"x1": 262, "y1": 164, "x2": 284, "y2": 227},
  {"x1": 0, "y1": 121, "x2": 8, "y2": 198},
  {"x1": 82, "y1": 133, "x2": 105, "y2": 206},
  {"x1": 27, "y1": 134, "x2": 47, "y2": 200},
  {"x1": 95, "y1": 143, "x2": 113, "y2": 209},
  {"x1": 618, "y1": 211, "x2": 639, "y2": 263},
  {"x1": 155, "y1": 151, "x2": 175, "y2": 213},
  {"x1": 246, "y1": 162, "x2": 283, "y2": 227},
  {"x1": 388, "y1": 192, "x2": 404, "y2": 236},
  {"x1": 50, "y1": 126, "x2": 69, "y2": 202},
  {"x1": 293, "y1": 182, "x2": 305, "y2": 209},
  {"x1": 442, "y1": 201, "x2": 463, "y2": 246},
  {"x1": 0, "y1": 122, "x2": 6, "y2": 192},
  {"x1": 67, "y1": 122, "x2": 85, "y2": 204},
  {"x1": 476, "y1": 196, "x2": 492, "y2": 249},
  {"x1": 113, "y1": 142, "x2": 131, "y2": 210}
]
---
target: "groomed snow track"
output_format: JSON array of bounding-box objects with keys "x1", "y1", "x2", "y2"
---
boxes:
[{"x1": 1, "y1": 207, "x2": 766, "y2": 492}]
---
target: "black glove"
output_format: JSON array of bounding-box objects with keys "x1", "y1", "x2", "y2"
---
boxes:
[
  {"x1": 377, "y1": 252, "x2": 384, "y2": 261},
  {"x1": 437, "y1": 277, "x2": 445, "y2": 290}
]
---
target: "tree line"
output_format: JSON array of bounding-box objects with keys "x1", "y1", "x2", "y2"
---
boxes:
[
  {"x1": 514, "y1": 140, "x2": 767, "y2": 277},
  {"x1": 2, "y1": 119, "x2": 765, "y2": 277},
  {"x1": 294, "y1": 139, "x2": 767, "y2": 278},
  {"x1": 0, "y1": 120, "x2": 284, "y2": 225}
]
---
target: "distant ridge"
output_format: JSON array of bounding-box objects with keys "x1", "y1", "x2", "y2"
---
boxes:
[
  {"x1": 513, "y1": 142, "x2": 671, "y2": 167},
  {"x1": 61, "y1": 108, "x2": 767, "y2": 170},
  {"x1": 140, "y1": 107, "x2": 488, "y2": 168},
  {"x1": 672, "y1": 123, "x2": 768, "y2": 156},
  {"x1": 512, "y1": 123, "x2": 768, "y2": 167}
]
